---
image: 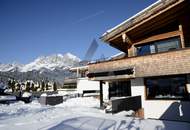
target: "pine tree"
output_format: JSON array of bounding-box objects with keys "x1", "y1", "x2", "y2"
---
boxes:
[
  {"x1": 16, "y1": 83, "x2": 21, "y2": 92},
  {"x1": 45, "y1": 83, "x2": 49, "y2": 91},
  {"x1": 31, "y1": 82, "x2": 35, "y2": 92},
  {"x1": 53, "y1": 82, "x2": 57, "y2": 91},
  {"x1": 11, "y1": 80, "x2": 16, "y2": 93},
  {"x1": 8, "y1": 79, "x2": 12, "y2": 89},
  {"x1": 26, "y1": 81, "x2": 30, "y2": 92},
  {"x1": 41, "y1": 81, "x2": 45, "y2": 92}
]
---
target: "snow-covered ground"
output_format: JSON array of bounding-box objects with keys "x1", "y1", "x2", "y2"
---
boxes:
[{"x1": 0, "y1": 97, "x2": 190, "y2": 130}]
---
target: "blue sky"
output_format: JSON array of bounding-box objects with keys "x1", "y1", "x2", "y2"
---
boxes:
[{"x1": 0, "y1": 0, "x2": 157, "y2": 64}]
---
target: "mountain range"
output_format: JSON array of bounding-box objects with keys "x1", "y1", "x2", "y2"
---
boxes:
[
  {"x1": 0, "y1": 53, "x2": 81, "y2": 84},
  {"x1": 0, "y1": 53, "x2": 81, "y2": 72}
]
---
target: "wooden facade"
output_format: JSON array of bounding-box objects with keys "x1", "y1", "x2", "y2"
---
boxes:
[
  {"x1": 88, "y1": 0, "x2": 190, "y2": 80},
  {"x1": 89, "y1": 48, "x2": 190, "y2": 80}
]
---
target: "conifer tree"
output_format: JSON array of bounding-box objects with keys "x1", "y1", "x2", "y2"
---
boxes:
[
  {"x1": 45, "y1": 83, "x2": 49, "y2": 91},
  {"x1": 31, "y1": 82, "x2": 35, "y2": 92},
  {"x1": 41, "y1": 81, "x2": 45, "y2": 92},
  {"x1": 26, "y1": 81, "x2": 30, "y2": 92},
  {"x1": 11, "y1": 80, "x2": 16, "y2": 93},
  {"x1": 53, "y1": 82, "x2": 57, "y2": 91}
]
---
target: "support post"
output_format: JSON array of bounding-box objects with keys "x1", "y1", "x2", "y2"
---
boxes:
[
  {"x1": 100, "y1": 80, "x2": 103, "y2": 108},
  {"x1": 179, "y1": 24, "x2": 185, "y2": 48}
]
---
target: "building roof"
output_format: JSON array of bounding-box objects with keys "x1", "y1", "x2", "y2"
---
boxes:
[
  {"x1": 64, "y1": 78, "x2": 77, "y2": 84},
  {"x1": 70, "y1": 65, "x2": 88, "y2": 72},
  {"x1": 101, "y1": 0, "x2": 185, "y2": 43}
]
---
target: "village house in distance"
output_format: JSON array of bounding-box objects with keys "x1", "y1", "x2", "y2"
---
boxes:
[
  {"x1": 87, "y1": 0, "x2": 190, "y2": 122},
  {"x1": 63, "y1": 65, "x2": 109, "y2": 99}
]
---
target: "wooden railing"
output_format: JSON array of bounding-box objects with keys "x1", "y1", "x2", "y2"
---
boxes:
[{"x1": 88, "y1": 48, "x2": 190, "y2": 79}]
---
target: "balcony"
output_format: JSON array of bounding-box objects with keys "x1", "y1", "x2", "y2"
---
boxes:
[{"x1": 88, "y1": 48, "x2": 190, "y2": 81}]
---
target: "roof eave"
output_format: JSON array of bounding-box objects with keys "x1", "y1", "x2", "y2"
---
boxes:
[{"x1": 100, "y1": 0, "x2": 185, "y2": 43}]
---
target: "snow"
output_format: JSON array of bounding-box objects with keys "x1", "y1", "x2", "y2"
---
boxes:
[
  {"x1": 41, "y1": 93, "x2": 48, "y2": 97},
  {"x1": 22, "y1": 92, "x2": 32, "y2": 98},
  {"x1": 64, "y1": 52, "x2": 81, "y2": 62},
  {"x1": 0, "y1": 63, "x2": 23, "y2": 72},
  {"x1": 83, "y1": 92, "x2": 99, "y2": 97},
  {"x1": 102, "y1": 0, "x2": 162, "y2": 36},
  {"x1": 0, "y1": 82, "x2": 7, "y2": 90},
  {"x1": 0, "y1": 97, "x2": 189, "y2": 130},
  {"x1": 110, "y1": 52, "x2": 125, "y2": 59},
  {"x1": 21, "y1": 53, "x2": 80, "y2": 72},
  {"x1": 115, "y1": 110, "x2": 135, "y2": 117},
  {"x1": 0, "y1": 53, "x2": 81, "y2": 72},
  {"x1": 0, "y1": 95, "x2": 16, "y2": 101}
]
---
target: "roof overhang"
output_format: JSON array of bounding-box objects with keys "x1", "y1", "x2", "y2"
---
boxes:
[
  {"x1": 101, "y1": 0, "x2": 188, "y2": 52},
  {"x1": 88, "y1": 75, "x2": 135, "y2": 81},
  {"x1": 87, "y1": 67, "x2": 135, "y2": 81}
]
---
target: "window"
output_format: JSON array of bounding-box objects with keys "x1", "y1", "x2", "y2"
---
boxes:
[
  {"x1": 109, "y1": 81, "x2": 131, "y2": 99},
  {"x1": 137, "y1": 44, "x2": 151, "y2": 56},
  {"x1": 145, "y1": 75, "x2": 189, "y2": 100},
  {"x1": 156, "y1": 37, "x2": 181, "y2": 53},
  {"x1": 136, "y1": 37, "x2": 181, "y2": 56},
  {"x1": 80, "y1": 70, "x2": 86, "y2": 78}
]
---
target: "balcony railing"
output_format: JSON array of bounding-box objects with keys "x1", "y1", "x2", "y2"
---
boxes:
[{"x1": 88, "y1": 48, "x2": 190, "y2": 80}]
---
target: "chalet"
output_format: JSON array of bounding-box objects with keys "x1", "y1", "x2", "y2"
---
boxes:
[{"x1": 87, "y1": 0, "x2": 190, "y2": 122}]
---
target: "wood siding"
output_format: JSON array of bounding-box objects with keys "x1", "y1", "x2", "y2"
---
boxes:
[{"x1": 88, "y1": 48, "x2": 190, "y2": 79}]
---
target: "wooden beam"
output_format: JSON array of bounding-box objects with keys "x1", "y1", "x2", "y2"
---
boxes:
[
  {"x1": 134, "y1": 30, "x2": 181, "y2": 46},
  {"x1": 122, "y1": 33, "x2": 133, "y2": 45},
  {"x1": 122, "y1": 33, "x2": 127, "y2": 43},
  {"x1": 179, "y1": 24, "x2": 185, "y2": 48},
  {"x1": 126, "y1": 35, "x2": 133, "y2": 45}
]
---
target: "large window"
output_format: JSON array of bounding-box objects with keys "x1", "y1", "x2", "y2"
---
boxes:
[
  {"x1": 109, "y1": 81, "x2": 131, "y2": 99},
  {"x1": 145, "y1": 75, "x2": 189, "y2": 100},
  {"x1": 136, "y1": 37, "x2": 181, "y2": 56}
]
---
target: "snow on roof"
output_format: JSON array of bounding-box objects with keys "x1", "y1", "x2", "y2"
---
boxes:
[
  {"x1": 70, "y1": 65, "x2": 88, "y2": 71},
  {"x1": 102, "y1": 0, "x2": 162, "y2": 37},
  {"x1": 110, "y1": 52, "x2": 125, "y2": 58}
]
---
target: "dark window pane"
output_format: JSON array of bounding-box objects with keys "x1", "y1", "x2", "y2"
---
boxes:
[
  {"x1": 135, "y1": 37, "x2": 181, "y2": 56},
  {"x1": 145, "y1": 75, "x2": 188, "y2": 100},
  {"x1": 137, "y1": 45, "x2": 151, "y2": 56},
  {"x1": 156, "y1": 37, "x2": 181, "y2": 53},
  {"x1": 109, "y1": 81, "x2": 131, "y2": 99}
]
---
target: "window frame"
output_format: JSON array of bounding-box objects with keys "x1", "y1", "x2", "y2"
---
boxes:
[
  {"x1": 135, "y1": 36, "x2": 181, "y2": 56},
  {"x1": 144, "y1": 75, "x2": 189, "y2": 101},
  {"x1": 109, "y1": 81, "x2": 131, "y2": 99}
]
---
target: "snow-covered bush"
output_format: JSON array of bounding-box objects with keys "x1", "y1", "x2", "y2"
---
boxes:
[{"x1": 22, "y1": 92, "x2": 32, "y2": 98}]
